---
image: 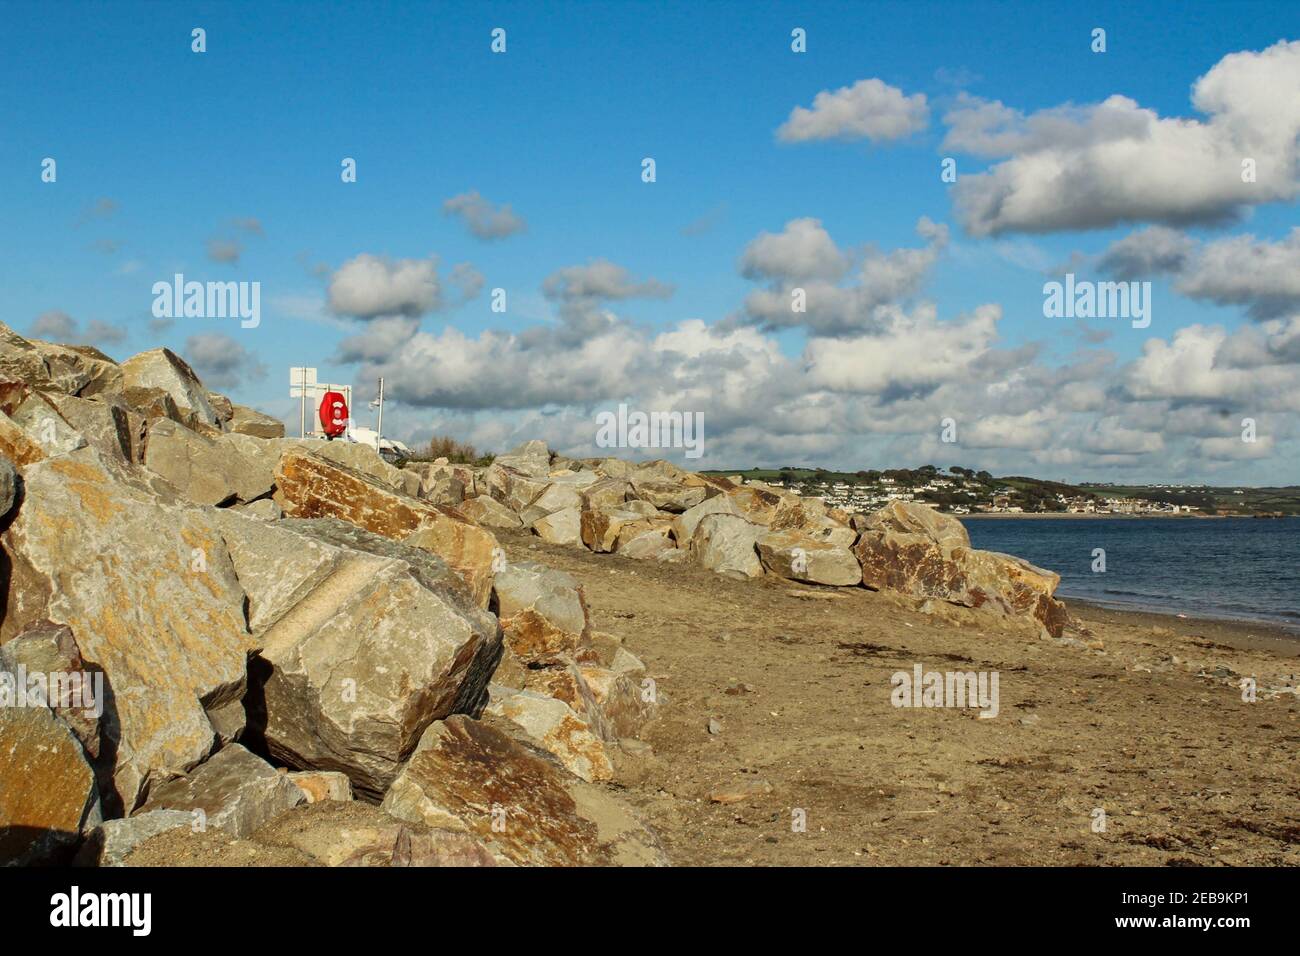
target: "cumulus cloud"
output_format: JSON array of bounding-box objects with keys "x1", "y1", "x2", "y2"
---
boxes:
[
  {"x1": 30, "y1": 310, "x2": 78, "y2": 341},
  {"x1": 943, "y1": 41, "x2": 1300, "y2": 235},
  {"x1": 449, "y1": 262, "x2": 486, "y2": 302},
  {"x1": 1174, "y1": 228, "x2": 1300, "y2": 319},
  {"x1": 1098, "y1": 225, "x2": 1300, "y2": 319},
  {"x1": 735, "y1": 216, "x2": 948, "y2": 336},
  {"x1": 443, "y1": 190, "x2": 527, "y2": 240},
  {"x1": 29, "y1": 311, "x2": 126, "y2": 350},
  {"x1": 778, "y1": 78, "x2": 929, "y2": 143},
  {"x1": 328, "y1": 254, "x2": 443, "y2": 319},
  {"x1": 183, "y1": 333, "x2": 267, "y2": 390},
  {"x1": 1096, "y1": 226, "x2": 1197, "y2": 281},
  {"x1": 324, "y1": 240, "x2": 1297, "y2": 481},
  {"x1": 739, "y1": 218, "x2": 850, "y2": 281},
  {"x1": 542, "y1": 259, "x2": 673, "y2": 304},
  {"x1": 804, "y1": 302, "x2": 998, "y2": 397}
]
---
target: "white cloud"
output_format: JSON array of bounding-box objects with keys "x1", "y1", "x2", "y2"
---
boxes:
[
  {"x1": 736, "y1": 217, "x2": 948, "y2": 335},
  {"x1": 1174, "y1": 228, "x2": 1300, "y2": 318},
  {"x1": 777, "y1": 78, "x2": 929, "y2": 143},
  {"x1": 328, "y1": 254, "x2": 442, "y2": 319},
  {"x1": 739, "y1": 218, "x2": 849, "y2": 281},
  {"x1": 944, "y1": 41, "x2": 1300, "y2": 235},
  {"x1": 30, "y1": 310, "x2": 77, "y2": 341},
  {"x1": 443, "y1": 190, "x2": 527, "y2": 240},
  {"x1": 1096, "y1": 226, "x2": 1197, "y2": 281},
  {"x1": 183, "y1": 333, "x2": 267, "y2": 390}
]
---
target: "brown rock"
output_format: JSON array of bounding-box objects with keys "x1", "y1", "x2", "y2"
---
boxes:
[
  {"x1": 381, "y1": 715, "x2": 667, "y2": 866},
  {"x1": 1, "y1": 448, "x2": 252, "y2": 811},
  {"x1": 491, "y1": 560, "x2": 590, "y2": 664},
  {"x1": 0, "y1": 703, "x2": 101, "y2": 864},
  {"x1": 121, "y1": 348, "x2": 219, "y2": 426},
  {"x1": 229, "y1": 403, "x2": 285, "y2": 439},
  {"x1": 274, "y1": 450, "x2": 500, "y2": 606},
  {"x1": 139, "y1": 744, "x2": 305, "y2": 839},
  {"x1": 224, "y1": 515, "x2": 502, "y2": 798}
]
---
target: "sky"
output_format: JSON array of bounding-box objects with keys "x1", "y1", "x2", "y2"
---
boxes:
[{"x1": 3, "y1": 0, "x2": 1300, "y2": 483}]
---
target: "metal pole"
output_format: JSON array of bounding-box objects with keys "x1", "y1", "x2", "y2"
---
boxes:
[
  {"x1": 299, "y1": 366, "x2": 306, "y2": 439},
  {"x1": 376, "y1": 377, "x2": 384, "y2": 444}
]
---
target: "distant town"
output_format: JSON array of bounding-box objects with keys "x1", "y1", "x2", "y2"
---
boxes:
[{"x1": 698, "y1": 466, "x2": 1300, "y2": 518}]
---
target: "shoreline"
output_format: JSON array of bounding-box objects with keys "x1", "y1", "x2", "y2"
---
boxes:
[
  {"x1": 958, "y1": 512, "x2": 1257, "y2": 519},
  {"x1": 1066, "y1": 598, "x2": 1300, "y2": 655}
]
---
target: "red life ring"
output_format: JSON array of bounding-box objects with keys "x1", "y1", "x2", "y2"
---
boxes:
[{"x1": 319, "y1": 390, "x2": 349, "y2": 438}]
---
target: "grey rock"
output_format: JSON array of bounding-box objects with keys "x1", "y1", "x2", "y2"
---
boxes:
[{"x1": 139, "y1": 743, "x2": 304, "y2": 839}]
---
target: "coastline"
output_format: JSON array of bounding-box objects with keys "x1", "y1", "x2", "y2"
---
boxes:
[
  {"x1": 958, "y1": 512, "x2": 1234, "y2": 519},
  {"x1": 1066, "y1": 599, "x2": 1300, "y2": 655}
]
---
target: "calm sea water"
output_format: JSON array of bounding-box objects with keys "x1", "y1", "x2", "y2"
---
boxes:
[{"x1": 960, "y1": 517, "x2": 1300, "y2": 633}]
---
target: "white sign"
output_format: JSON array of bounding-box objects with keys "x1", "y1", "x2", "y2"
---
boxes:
[{"x1": 289, "y1": 367, "x2": 317, "y2": 397}]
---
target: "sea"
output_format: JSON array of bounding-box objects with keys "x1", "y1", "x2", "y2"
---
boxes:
[{"x1": 959, "y1": 516, "x2": 1300, "y2": 634}]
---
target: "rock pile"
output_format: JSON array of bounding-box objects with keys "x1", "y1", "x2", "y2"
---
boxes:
[
  {"x1": 462, "y1": 442, "x2": 1069, "y2": 636},
  {"x1": 0, "y1": 320, "x2": 1066, "y2": 867},
  {"x1": 0, "y1": 323, "x2": 662, "y2": 867}
]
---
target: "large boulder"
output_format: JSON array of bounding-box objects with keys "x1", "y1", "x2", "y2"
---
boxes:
[
  {"x1": 629, "y1": 478, "x2": 706, "y2": 513},
  {"x1": 580, "y1": 478, "x2": 632, "y2": 512},
  {"x1": 0, "y1": 324, "x2": 123, "y2": 397},
  {"x1": 491, "y1": 560, "x2": 590, "y2": 665},
  {"x1": 617, "y1": 525, "x2": 677, "y2": 560},
  {"x1": 0, "y1": 410, "x2": 49, "y2": 471},
  {"x1": 10, "y1": 391, "x2": 87, "y2": 458},
  {"x1": 0, "y1": 622, "x2": 102, "y2": 761},
  {"x1": 672, "y1": 492, "x2": 741, "y2": 543},
  {"x1": 530, "y1": 506, "x2": 582, "y2": 546},
  {"x1": 76, "y1": 809, "x2": 193, "y2": 867},
  {"x1": 757, "y1": 529, "x2": 862, "y2": 586},
  {"x1": 142, "y1": 418, "x2": 270, "y2": 505},
  {"x1": 518, "y1": 482, "x2": 584, "y2": 525},
  {"x1": 1, "y1": 448, "x2": 253, "y2": 811},
  {"x1": 580, "y1": 508, "x2": 662, "y2": 553},
  {"x1": 413, "y1": 465, "x2": 468, "y2": 507},
  {"x1": 492, "y1": 440, "x2": 552, "y2": 477},
  {"x1": 576, "y1": 663, "x2": 660, "y2": 741},
  {"x1": 724, "y1": 484, "x2": 783, "y2": 525},
  {"x1": 121, "y1": 348, "x2": 218, "y2": 426},
  {"x1": 304, "y1": 439, "x2": 410, "y2": 492},
  {"x1": 381, "y1": 715, "x2": 667, "y2": 866},
  {"x1": 229, "y1": 403, "x2": 285, "y2": 439},
  {"x1": 0, "y1": 703, "x2": 101, "y2": 865},
  {"x1": 275, "y1": 451, "x2": 500, "y2": 606},
  {"x1": 865, "y1": 500, "x2": 971, "y2": 551},
  {"x1": 852, "y1": 501, "x2": 1068, "y2": 635},
  {"x1": 0, "y1": 322, "x2": 54, "y2": 385},
  {"x1": 219, "y1": 514, "x2": 502, "y2": 798},
  {"x1": 31, "y1": 341, "x2": 124, "y2": 397},
  {"x1": 691, "y1": 513, "x2": 764, "y2": 579},
  {"x1": 138, "y1": 744, "x2": 305, "y2": 839},
  {"x1": 455, "y1": 495, "x2": 524, "y2": 530},
  {"x1": 39, "y1": 392, "x2": 134, "y2": 463},
  {"x1": 484, "y1": 462, "x2": 549, "y2": 513},
  {"x1": 485, "y1": 686, "x2": 615, "y2": 783}
]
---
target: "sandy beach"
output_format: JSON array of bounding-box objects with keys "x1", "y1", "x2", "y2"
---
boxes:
[{"x1": 126, "y1": 529, "x2": 1300, "y2": 867}]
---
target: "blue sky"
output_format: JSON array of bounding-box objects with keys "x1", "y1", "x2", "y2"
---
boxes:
[{"x1": 3, "y1": 1, "x2": 1299, "y2": 482}]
